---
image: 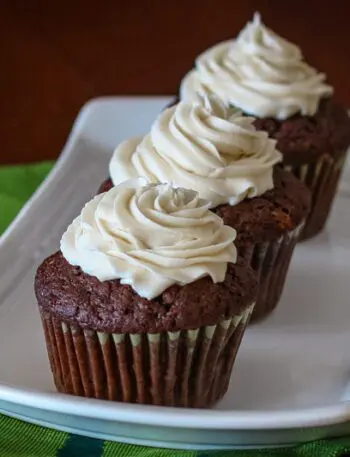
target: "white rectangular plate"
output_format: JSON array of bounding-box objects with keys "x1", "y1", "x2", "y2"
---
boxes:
[{"x1": 0, "y1": 97, "x2": 350, "y2": 450}]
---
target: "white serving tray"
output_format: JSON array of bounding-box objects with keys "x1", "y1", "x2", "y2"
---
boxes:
[{"x1": 0, "y1": 97, "x2": 350, "y2": 450}]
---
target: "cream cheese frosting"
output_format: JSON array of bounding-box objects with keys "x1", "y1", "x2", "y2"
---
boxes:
[
  {"x1": 60, "y1": 180, "x2": 237, "y2": 299},
  {"x1": 109, "y1": 95, "x2": 282, "y2": 208},
  {"x1": 180, "y1": 13, "x2": 333, "y2": 119}
]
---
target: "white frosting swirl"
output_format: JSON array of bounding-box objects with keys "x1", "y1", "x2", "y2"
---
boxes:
[
  {"x1": 109, "y1": 95, "x2": 282, "y2": 208},
  {"x1": 60, "y1": 180, "x2": 237, "y2": 299},
  {"x1": 180, "y1": 13, "x2": 333, "y2": 119}
]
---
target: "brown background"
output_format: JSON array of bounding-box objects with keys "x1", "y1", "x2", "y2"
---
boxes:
[{"x1": 1, "y1": 0, "x2": 349, "y2": 164}]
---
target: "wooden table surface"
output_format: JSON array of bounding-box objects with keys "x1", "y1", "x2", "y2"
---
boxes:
[{"x1": 1, "y1": 0, "x2": 349, "y2": 164}]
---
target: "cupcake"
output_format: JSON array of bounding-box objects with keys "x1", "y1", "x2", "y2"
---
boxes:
[
  {"x1": 35, "y1": 180, "x2": 257, "y2": 407},
  {"x1": 179, "y1": 13, "x2": 350, "y2": 240},
  {"x1": 101, "y1": 96, "x2": 311, "y2": 322}
]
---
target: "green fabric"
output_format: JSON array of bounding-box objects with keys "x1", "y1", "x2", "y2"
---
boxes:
[
  {"x1": 0, "y1": 161, "x2": 53, "y2": 234},
  {"x1": 0, "y1": 162, "x2": 350, "y2": 456},
  {"x1": 1, "y1": 412, "x2": 350, "y2": 457}
]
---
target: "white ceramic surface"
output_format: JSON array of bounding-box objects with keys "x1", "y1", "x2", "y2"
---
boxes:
[{"x1": 0, "y1": 97, "x2": 350, "y2": 450}]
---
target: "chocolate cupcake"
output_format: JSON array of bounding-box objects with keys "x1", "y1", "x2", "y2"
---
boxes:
[
  {"x1": 103, "y1": 96, "x2": 310, "y2": 322},
  {"x1": 179, "y1": 13, "x2": 350, "y2": 240},
  {"x1": 35, "y1": 181, "x2": 257, "y2": 407}
]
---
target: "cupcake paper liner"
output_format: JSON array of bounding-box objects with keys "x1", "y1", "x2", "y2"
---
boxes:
[
  {"x1": 285, "y1": 152, "x2": 347, "y2": 240},
  {"x1": 240, "y1": 223, "x2": 303, "y2": 323},
  {"x1": 41, "y1": 303, "x2": 254, "y2": 408}
]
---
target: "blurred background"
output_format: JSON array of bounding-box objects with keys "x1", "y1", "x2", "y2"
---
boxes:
[{"x1": 1, "y1": 0, "x2": 349, "y2": 164}]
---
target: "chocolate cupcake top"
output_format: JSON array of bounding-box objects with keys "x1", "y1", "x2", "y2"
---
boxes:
[
  {"x1": 36, "y1": 181, "x2": 258, "y2": 333},
  {"x1": 109, "y1": 95, "x2": 281, "y2": 208},
  {"x1": 35, "y1": 253, "x2": 257, "y2": 333},
  {"x1": 215, "y1": 167, "x2": 310, "y2": 247},
  {"x1": 180, "y1": 13, "x2": 333, "y2": 120},
  {"x1": 60, "y1": 180, "x2": 237, "y2": 300},
  {"x1": 253, "y1": 99, "x2": 350, "y2": 164}
]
